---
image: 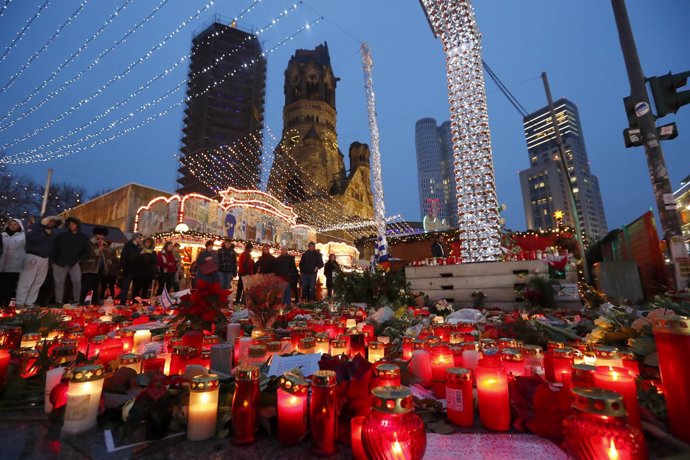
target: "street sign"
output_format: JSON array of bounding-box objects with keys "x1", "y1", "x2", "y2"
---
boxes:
[
  {"x1": 634, "y1": 101, "x2": 650, "y2": 117},
  {"x1": 658, "y1": 122, "x2": 678, "y2": 140},
  {"x1": 624, "y1": 123, "x2": 679, "y2": 148}
]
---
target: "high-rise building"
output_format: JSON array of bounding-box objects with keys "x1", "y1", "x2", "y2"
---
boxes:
[
  {"x1": 176, "y1": 21, "x2": 266, "y2": 196},
  {"x1": 518, "y1": 98, "x2": 608, "y2": 240},
  {"x1": 673, "y1": 174, "x2": 690, "y2": 249},
  {"x1": 414, "y1": 118, "x2": 457, "y2": 228},
  {"x1": 267, "y1": 43, "x2": 374, "y2": 224}
]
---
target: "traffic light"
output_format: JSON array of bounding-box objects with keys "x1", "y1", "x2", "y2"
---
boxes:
[{"x1": 648, "y1": 71, "x2": 690, "y2": 118}]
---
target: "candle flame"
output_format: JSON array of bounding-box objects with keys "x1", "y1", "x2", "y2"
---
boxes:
[{"x1": 607, "y1": 439, "x2": 619, "y2": 460}]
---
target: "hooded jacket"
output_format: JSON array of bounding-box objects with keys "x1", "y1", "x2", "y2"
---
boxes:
[
  {"x1": 0, "y1": 219, "x2": 26, "y2": 272},
  {"x1": 52, "y1": 218, "x2": 90, "y2": 267},
  {"x1": 24, "y1": 216, "x2": 63, "y2": 258},
  {"x1": 130, "y1": 237, "x2": 157, "y2": 279},
  {"x1": 81, "y1": 236, "x2": 110, "y2": 274}
]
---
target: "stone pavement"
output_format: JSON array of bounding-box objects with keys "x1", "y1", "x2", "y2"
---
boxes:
[{"x1": 0, "y1": 409, "x2": 351, "y2": 460}]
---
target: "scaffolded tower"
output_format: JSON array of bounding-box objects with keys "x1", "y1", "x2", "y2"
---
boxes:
[{"x1": 419, "y1": 0, "x2": 502, "y2": 262}]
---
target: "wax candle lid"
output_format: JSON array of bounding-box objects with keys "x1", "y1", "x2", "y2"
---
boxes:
[
  {"x1": 369, "y1": 341, "x2": 384, "y2": 350},
  {"x1": 199, "y1": 349, "x2": 211, "y2": 359},
  {"x1": 482, "y1": 347, "x2": 501, "y2": 358},
  {"x1": 141, "y1": 351, "x2": 157, "y2": 360},
  {"x1": 71, "y1": 364, "x2": 104, "y2": 382},
  {"x1": 22, "y1": 332, "x2": 41, "y2": 340},
  {"x1": 119, "y1": 353, "x2": 142, "y2": 364},
  {"x1": 547, "y1": 340, "x2": 566, "y2": 350},
  {"x1": 266, "y1": 341, "x2": 282, "y2": 352},
  {"x1": 375, "y1": 363, "x2": 400, "y2": 379},
  {"x1": 51, "y1": 345, "x2": 77, "y2": 358},
  {"x1": 461, "y1": 341, "x2": 480, "y2": 352},
  {"x1": 479, "y1": 338, "x2": 496, "y2": 348},
  {"x1": 498, "y1": 338, "x2": 518, "y2": 349},
  {"x1": 425, "y1": 335, "x2": 441, "y2": 346},
  {"x1": 67, "y1": 331, "x2": 85, "y2": 339},
  {"x1": 412, "y1": 339, "x2": 427, "y2": 349},
  {"x1": 90, "y1": 335, "x2": 106, "y2": 344},
  {"x1": 572, "y1": 363, "x2": 596, "y2": 378},
  {"x1": 521, "y1": 344, "x2": 543, "y2": 357},
  {"x1": 279, "y1": 372, "x2": 309, "y2": 394},
  {"x1": 619, "y1": 349, "x2": 636, "y2": 360},
  {"x1": 594, "y1": 345, "x2": 619, "y2": 359},
  {"x1": 172, "y1": 345, "x2": 196, "y2": 356},
  {"x1": 203, "y1": 335, "x2": 220, "y2": 344},
  {"x1": 236, "y1": 364, "x2": 259, "y2": 380},
  {"x1": 402, "y1": 336, "x2": 416, "y2": 344},
  {"x1": 314, "y1": 333, "x2": 329, "y2": 343},
  {"x1": 59, "y1": 338, "x2": 77, "y2": 347},
  {"x1": 330, "y1": 339, "x2": 346, "y2": 349},
  {"x1": 254, "y1": 336, "x2": 271, "y2": 345},
  {"x1": 248, "y1": 345, "x2": 266, "y2": 358},
  {"x1": 191, "y1": 373, "x2": 219, "y2": 391},
  {"x1": 371, "y1": 386, "x2": 414, "y2": 414},
  {"x1": 572, "y1": 387, "x2": 627, "y2": 418},
  {"x1": 449, "y1": 331, "x2": 463, "y2": 339},
  {"x1": 299, "y1": 337, "x2": 316, "y2": 348},
  {"x1": 653, "y1": 316, "x2": 690, "y2": 335},
  {"x1": 501, "y1": 348, "x2": 523, "y2": 361},
  {"x1": 312, "y1": 370, "x2": 337, "y2": 387},
  {"x1": 553, "y1": 348, "x2": 575, "y2": 359},
  {"x1": 446, "y1": 367, "x2": 471, "y2": 383}
]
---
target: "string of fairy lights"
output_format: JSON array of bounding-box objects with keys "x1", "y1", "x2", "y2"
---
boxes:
[
  {"x1": 1, "y1": 0, "x2": 216, "y2": 149},
  {"x1": 0, "y1": 0, "x2": 14, "y2": 18},
  {"x1": 5, "y1": 2, "x2": 300, "y2": 161},
  {"x1": 0, "y1": 0, "x2": 89, "y2": 94},
  {"x1": 0, "y1": 0, "x2": 172, "y2": 132},
  {"x1": 0, "y1": 0, "x2": 133, "y2": 126},
  {"x1": 0, "y1": 18, "x2": 323, "y2": 165},
  {"x1": 0, "y1": 0, "x2": 51, "y2": 64}
]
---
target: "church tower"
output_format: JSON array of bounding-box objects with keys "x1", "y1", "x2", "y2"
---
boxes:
[{"x1": 268, "y1": 43, "x2": 374, "y2": 225}]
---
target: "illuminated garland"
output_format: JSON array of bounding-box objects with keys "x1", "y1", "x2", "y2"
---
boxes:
[
  {"x1": 1, "y1": 18, "x2": 321, "y2": 165},
  {"x1": 1, "y1": 0, "x2": 215, "y2": 149},
  {"x1": 0, "y1": 0, "x2": 133, "y2": 126},
  {"x1": 2, "y1": 0, "x2": 284, "y2": 157},
  {"x1": 0, "y1": 0, "x2": 51, "y2": 64},
  {"x1": 0, "y1": 0, "x2": 89, "y2": 94},
  {"x1": 0, "y1": 0, "x2": 14, "y2": 18},
  {"x1": 420, "y1": 1, "x2": 502, "y2": 262}
]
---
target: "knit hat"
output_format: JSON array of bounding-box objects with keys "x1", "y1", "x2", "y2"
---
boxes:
[
  {"x1": 41, "y1": 215, "x2": 64, "y2": 227},
  {"x1": 93, "y1": 226, "x2": 109, "y2": 236},
  {"x1": 131, "y1": 232, "x2": 143, "y2": 241}
]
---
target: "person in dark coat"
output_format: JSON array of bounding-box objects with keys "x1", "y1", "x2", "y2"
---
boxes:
[
  {"x1": 217, "y1": 239, "x2": 237, "y2": 290},
  {"x1": 254, "y1": 244, "x2": 276, "y2": 274},
  {"x1": 52, "y1": 217, "x2": 90, "y2": 304},
  {"x1": 323, "y1": 253, "x2": 340, "y2": 299},
  {"x1": 119, "y1": 233, "x2": 142, "y2": 304},
  {"x1": 195, "y1": 240, "x2": 218, "y2": 286},
  {"x1": 431, "y1": 235, "x2": 446, "y2": 258},
  {"x1": 156, "y1": 241, "x2": 177, "y2": 295},
  {"x1": 15, "y1": 216, "x2": 63, "y2": 306},
  {"x1": 80, "y1": 226, "x2": 110, "y2": 305},
  {"x1": 275, "y1": 246, "x2": 298, "y2": 306},
  {"x1": 235, "y1": 243, "x2": 254, "y2": 304},
  {"x1": 0, "y1": 219, "x2": 25, "y2": 306},
  {"x1": 130, "y1": 237, "x2": 157, "y2": 299},
  {"x1": 100, "y1": 242, "x2": 119, "y2": 300},
  {"x1": 299, "y1": 241, "x2": 323, "y2": 301}
]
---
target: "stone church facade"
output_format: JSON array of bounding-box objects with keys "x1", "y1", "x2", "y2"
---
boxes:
[{"x1": 267, "y1": 43, "x2": 374, "y2": 226}]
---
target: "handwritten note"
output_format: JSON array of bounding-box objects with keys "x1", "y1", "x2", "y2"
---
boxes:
[
  {"x1": 267, "y1": 353, "x2": 322, "y2": 377},
  {"x1": 423, "y1": 433, "x2": 566, "y2": 460}
]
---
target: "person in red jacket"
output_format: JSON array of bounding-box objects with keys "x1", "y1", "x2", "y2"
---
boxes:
[
  {"x1": 156, "y1": 241, "x2": 178, "y2": 295},
  {"x1": 235, "y1": 243, "x2": 254, "y2": 304}
]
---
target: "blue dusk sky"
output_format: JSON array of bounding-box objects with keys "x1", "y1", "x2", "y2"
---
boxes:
[{"x1": 2, "y1": 0, "x2": 689, "y2": 232}]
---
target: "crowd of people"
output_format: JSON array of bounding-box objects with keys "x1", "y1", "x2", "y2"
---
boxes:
[{"x1": 0, "y1": 215, "x2": 341, "y2": 307}]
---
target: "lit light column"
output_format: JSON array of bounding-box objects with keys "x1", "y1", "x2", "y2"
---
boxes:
[
  {"x1": 419, "y1": 0, "x2": 501, "y2": 262},
  {"x1": 360, "y1": 43, "x2": 388, "y2": 262}
]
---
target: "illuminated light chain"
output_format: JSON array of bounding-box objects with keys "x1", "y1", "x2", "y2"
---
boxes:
[
  {"x1": 1, "y1": 0, "x2": 215, "y2": 148},
  {"x1": 0, "y1": 0, "x2": 171, "y2": 131},
  {"x1": 0, "y1": 0, "x2": 14, "y2": 18},
  {"x1": 0, "y1": 0, "x2": 51, "y2": 64},
  {"x1": 420, "y1": 0, "x2": 502, "y2": 262},
  {"x1": 360, "y1": 42, "x2": 388, "y2": 259},
  {"x1": 317, "y1": 214, "x2": 404, "y2": 232},
  {"x1": 0, "y1": 18, "x2": 321, "y2": 165},
  {"x1": 10, "y1": 2, "x2": 298, "y2": 159},
  {"x1": 0, "y1": 0, "x2": 89, "y2": 94},
  {"x1": 0, "y1": 0, "x2": 132, "y2": 127}
]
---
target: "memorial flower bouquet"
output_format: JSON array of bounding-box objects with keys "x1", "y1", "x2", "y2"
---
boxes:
[
  {"x1": 243, "y1": 274, "x2": 289, "y2": 329},
  {"x1": 175, "y1": 279, "x2": 230, "y2": 333}
]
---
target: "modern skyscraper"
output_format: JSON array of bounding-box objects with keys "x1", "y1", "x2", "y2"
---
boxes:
[
  {"x1": 267, "y1": 43, "x2": 374, "y2": 224},
  {"x1": 176, "y1": 21, "x2": 266, "y2": 196},
  {"x1": 518, "y1": 98, "x2": 608, "y2": 240},
  {"x1": 415, "y1": 117, "x2": 457, "y2": 228}
]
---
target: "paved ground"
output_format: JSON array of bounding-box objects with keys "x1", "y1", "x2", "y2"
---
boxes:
[{"x1": 0, "y1": 409, "x2": 351, "y2": 460}]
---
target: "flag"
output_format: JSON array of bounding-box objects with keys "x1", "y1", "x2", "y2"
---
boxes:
[
  {"x1": 84, "y1": 290, "x2": 93, "y2": 305},
  {"x1": 374, "y1": 236, "x2": 390, "y2": 270},
  {"x1": 160, "y1": 285, "x2": 173, "y2": 311}
]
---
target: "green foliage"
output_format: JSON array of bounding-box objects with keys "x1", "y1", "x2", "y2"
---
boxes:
[
  {"x1": 647, "y1": 291, "x2": 690, "y2": 317},
  {"x1": 333, "y1": 269, "x2": 415, "y2": 308},
  {"x1": 0, "y1": 309, "x2": 68, "y2": 335},
  {"x1": 524, "y1": 276, "x2": 557, "y2": 310}
]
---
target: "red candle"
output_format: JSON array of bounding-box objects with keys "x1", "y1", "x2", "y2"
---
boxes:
[
  {"x1": 277, "y1": 372, "x2": 309, "y2": 445},
  {"x1": 349, "y1": 334, "x2": 365, "y2": 358},
  {"x1": 170, "y1": 346, "x2": 195, "y2": 376},
  {"x1": 98, "y1": 339, "x2": 123, "y2": 366},
  {"x1": 232, "y1": 365, "x2": 259, "y2": 445},
  {"x1": 553, "y1": 348, "x2": 575, "y2": 383},
  {"x1": 374, "y1": 363, "x2": 400, "y2": 387},
  {"x1": 476, "y1": 361, "x2": 510, "y2": 431},
  {"x1": 497, "y1": 338, "x2": 518, "y2": 350},
  {"x1": 142, "y1": 355, "x2": 165, "y2": 373},
  {"x1": 564, "y1": 387, "x2": 647, "y2": 460},
  {"x1": 500, "y1": 348, "x2": 525, "y2": 377},
  {"x1": 620, "y1": 350, "x2": 640, "y2": 377},
  {"x1": 430, "y1": 344, "x2": 453, "y2": 398},
  {"x1": 446, "y1": 367, "x2": 473, "y2": 427},
  {"x1": 653, "y1": 316, "x2": 690, "y2": 443},
  {"x1": 202, "y1": 335, "x2": 220, "y2": 351},
  {"x1": 522, "y1": 345, "x2": 544, "y2": 376},
  {"x1": 361, "y1": 324, "x2": 375, "y2": 346},
  {"x1": 350, "y1": 416, "x2": 367, "y2": 460},
  {"x1": 594, "y1": 366, "x2": 641, "y2": 428},
  {"x1": 117, "y1": 330, "x2": 135, "y2": 353},
  {"x1": 0, "y1": 349, "x2": 9, "y2": 390},
  {"x1": 310, "y1": 370, "x2": 338, "y2": 456},
  {"x1": 87, "y1": 335, "x2": 105, "y2": 359},
  {"x1": 571, "y1": 363, "x2": 597, "y2": 388},
  {"x1": 182, "y1": 330, "x2": 204, "y2": 353},
  {"x1": 189, "y1": 349, "x2": 211, "y2": 370},
  {"x1": 450, "y1": 345, "x2": 463, "y2": 367}
]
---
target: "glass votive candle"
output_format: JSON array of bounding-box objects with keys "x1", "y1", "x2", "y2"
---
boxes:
[
  {"x1": 87, "y1": 335, "x2": 105, "y2": 359},
  {"x1": 310, "y1": 370, "x2": 339, "y2": 456},
  {"x1": 21, "y1": 332, "x2": 41, "y2": 349},
  {"x1": 446, "y1": 367, "x2": 473, "y2": 427},
  {"x1": 430, "y1": 344, "x2": 453, "y2": 397},
  {"x1": 170, "y1": 346, "x2": 195, "y2": 376},
  {"x1": 245, "y1": 345, "x2": 266, "y2": 367},
  {"x1": 476, "y1": 361, "x2": 510, "y2": 431},
  {"x1": 361, "y1": 324, "x2": 375, "y2": 345},
  {"x1": 167, "y1": 336, "x2": 182, "y2": 354},
  {"x1": 412, "y1": 339, "x2": 427, "y2": 352},
  {"x1": 118, "y1": 329, "x2": 135, "y2": 353},
  {"x1": 118, "y1": 353, "x2": 142, "y2": 373},
  {"x1": 349, "y1": 334, "x2": 365, "y2": 358},
  {"x1": 594, "y1": 366, "x2": 641, "y2": 428},
  {"x1": 142, "y1": 351, "x2": 165, "y2": 373},
  {"x1": 132, "y1": 330, "x2": 151, "y2": 351},
  {"x1": 299, "y1": 337, "x2": 316, "y2": 354},
  {"x1": 448, "y1": 331, "x2": 464, "y2": 345},
  {"x1": 266, "y1": 341, "x2": 282, "y2": 360},
  {"x1": 51, "y1": 344, "x2": 78, "y2": 365},
  {"x1": 571, "y1": 363, "x2": 597, "y2": 388},
  {"x1": 594, "y1": 345, "x2": 623, "y2": 368},
  {"x1": 553, "y1": 348, "x2": 575, "y2": 383},
  {"x1": 277, "y1": 372, "x2": 309, "y2": 445},
  {"x1": 402, "y1": 336, "x2": 415, "y2": 359},
  {"x1": 202, "y1": 335, "x2": 220, "y2": 351},
  {"x1": 461, "y1": 341, "x2": 481, "y2": 378},
  {"x1": 62, "y1": 364, "x2": 105, "y2": 435},
  {"x1": 330, "y1": 339, "x2": 347, "y2": 357},
  {"x1": 501, "y1": 348, "x2": 525, "y2": 377},
  {"x1": 426, "y1": 335, "x2": 441, "y2": 347},
  {"x1": 314, "y1": 333, "x2": 330, "y2": 354},
  {"x1": 498, "y1": 338, "x2": 518, "y2": 350},
  {"x1": 187, "y1": 374, "x2": 220, "y2": 441},
  {"x1": 367, "y1": 341, "x2": 385, "y2": 363},
  {"x1": 232, "y1": 365, "x2": 259, "y2": 445},
  {"x1": 374, "y1": 363, "x2": 401, "y2": 387},
  {"x1": 190, "y1": 349, "x2": 211, "y2": 370},
  {"x1": 479, "y1": 338, "x2": 497, "y2": 350},
  {"x1": 450, "y1": 345, "x2": 463, "y2": 367},
  {"x1": 620, "y1": 349, "x2": 640, "y2": 377}
]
